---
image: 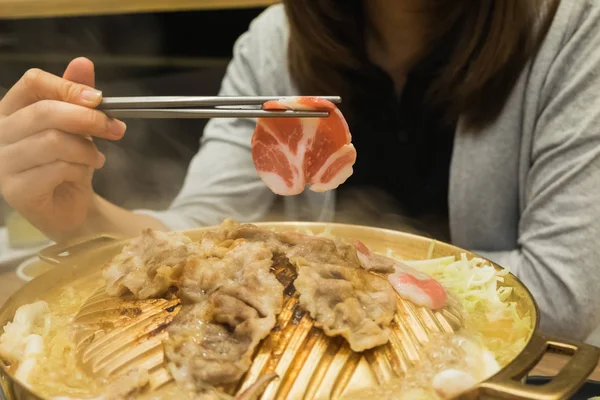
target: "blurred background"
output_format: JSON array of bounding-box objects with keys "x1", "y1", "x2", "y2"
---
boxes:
[{"x1": 0, "y1": 1, "x2": 274, "y2": 224}]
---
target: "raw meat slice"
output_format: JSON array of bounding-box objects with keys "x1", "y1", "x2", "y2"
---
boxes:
[
  {"x1": 353, "y1": 240, "x2": 395, "y2": 273},
  {"x1": 388, "y1": 266, "x2": 448, "y2": 310},
  {"x1": 251, "y1": 97, "x2": 357, "y2": 196},
  {"x1": 354, "y1": 240, "x2": 448, "y2": 310}
]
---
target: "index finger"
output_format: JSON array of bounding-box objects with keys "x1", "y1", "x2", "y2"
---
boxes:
[
  {"x1": 0, "y1": 68, "x2": 103, "y2": 117},
  {"x1": 0, "y1": 100, "x2": 126, "y2": 144}
]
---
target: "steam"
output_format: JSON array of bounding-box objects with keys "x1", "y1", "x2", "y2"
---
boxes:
[
  {"x1": 332, "y1": 186, "x2": 444, "y2": 239},
  {"x1": 92, "y1": 71, "x2": 220, "y2": 212}
]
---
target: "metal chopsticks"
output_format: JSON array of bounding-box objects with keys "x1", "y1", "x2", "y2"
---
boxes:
[{"x1": 98, "y1": 96, "x2": 342, "y2": 119}]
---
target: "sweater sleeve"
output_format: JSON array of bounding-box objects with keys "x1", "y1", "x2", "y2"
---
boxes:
[
  {"x1": 477, "y1": 1, "x2": 600, "y2": 341},
  {"x1": 135, "y1": 6, "x2": 292, "y2": 230}
]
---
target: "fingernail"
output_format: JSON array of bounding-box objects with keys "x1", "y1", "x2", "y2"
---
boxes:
[
  {"x1": 107, "y1": 118, "x2": 126, "y2": 137},
  {"x1": 97, "y1": 152, "x2": 106, "y2": 168},
  {"x1": 81, "y1": 89, "x2": 102, "y2": 105}
]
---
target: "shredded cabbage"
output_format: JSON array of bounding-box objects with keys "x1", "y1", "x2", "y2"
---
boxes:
[{"x1": 398, "y1": 250, "x2": 533, "y2": 365}]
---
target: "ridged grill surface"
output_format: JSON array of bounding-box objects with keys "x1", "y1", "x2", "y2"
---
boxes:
[
  {"x1": 73, "y1": 288, "x2": 181, "y2": 390},
  {"x1": 73, "y1": 267, "x2": 463, "y2": 399}
]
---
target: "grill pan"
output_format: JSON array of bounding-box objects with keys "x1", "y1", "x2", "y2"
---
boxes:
[{"x1": 0, "y1": 222, "x2": 597, "y2": 400}]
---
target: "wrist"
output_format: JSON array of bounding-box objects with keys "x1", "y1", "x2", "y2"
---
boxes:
[
  {"x1": 41, "y1": 194, "x2": 109, "y2": 244},
  {"x1": 84, "y1": 194, "x2": 116, "y2": 235},
  {"x1": 84, "y1": 194, "x2": 167, "y2": 238}
]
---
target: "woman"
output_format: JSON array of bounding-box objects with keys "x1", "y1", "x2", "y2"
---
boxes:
[{"x1": 0, "y1": 0, "x2": 598, "y2": 340}]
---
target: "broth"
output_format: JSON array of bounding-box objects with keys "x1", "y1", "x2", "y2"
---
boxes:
[{"x1": 28, "y1": 275, "x2": 105, "y2": 399}]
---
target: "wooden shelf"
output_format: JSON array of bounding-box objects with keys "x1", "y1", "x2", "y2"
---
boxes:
[{"x1": 0, "y1": 0, "x2": 278, "y2": 19}]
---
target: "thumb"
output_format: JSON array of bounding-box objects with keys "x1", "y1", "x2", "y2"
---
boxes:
[
  {"x1": 63, "y1": 57, "x2": 96, "y2": 87},
  {"x1": 63, "y1": 58, "x2": 98, "y2": 143}
]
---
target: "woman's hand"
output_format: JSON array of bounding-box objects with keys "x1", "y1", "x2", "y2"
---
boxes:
[{"x1": 0, "y1": 58, "x2": 127, "y2": 239}]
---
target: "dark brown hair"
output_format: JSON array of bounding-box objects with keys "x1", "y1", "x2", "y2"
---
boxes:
[{"x1": 284, "y1": 0, "x2": 559, "y2": 129}]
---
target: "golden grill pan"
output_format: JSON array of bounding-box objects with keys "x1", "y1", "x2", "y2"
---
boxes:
[{"x1": 0, "y1": 222, "x2": 598, "y2": 400}]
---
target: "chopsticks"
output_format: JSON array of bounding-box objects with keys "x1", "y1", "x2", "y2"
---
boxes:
[{"x1": 98, "y1": 96, "x2": 342, "y2": 119}]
